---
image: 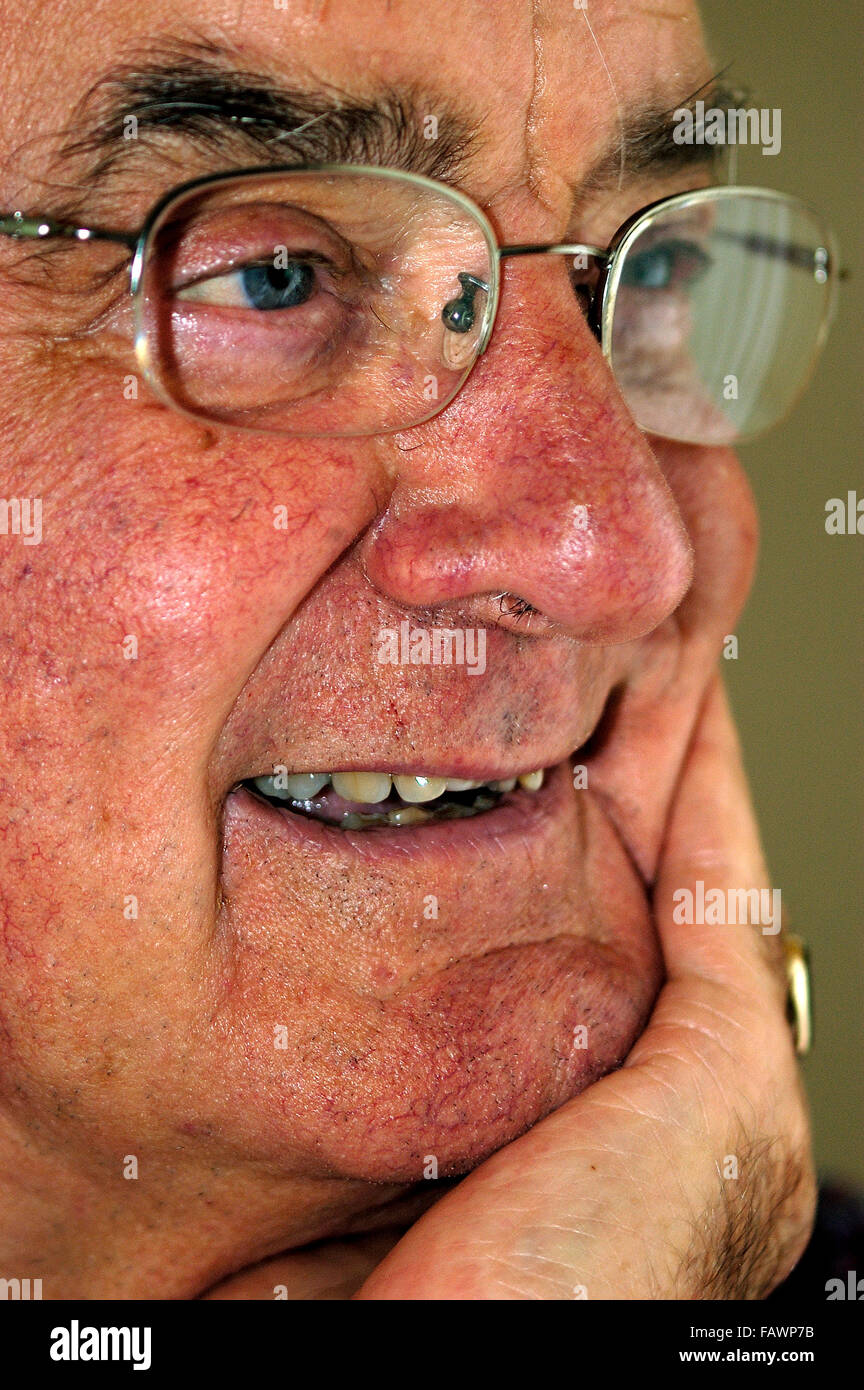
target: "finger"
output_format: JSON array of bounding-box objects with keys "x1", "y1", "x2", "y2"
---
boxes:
[{"x1": 652, "y1": 673, "x2": 785, "y2": 996}]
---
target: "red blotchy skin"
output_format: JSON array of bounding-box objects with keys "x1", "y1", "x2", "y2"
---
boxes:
[{"x1": 0, "y1": 0, "x2": 759, "y2": 1297}]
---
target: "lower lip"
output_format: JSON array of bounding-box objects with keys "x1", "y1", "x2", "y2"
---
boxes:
[
  {"x1": 225, "y1": 764, "x2": 569, "y2": 861},
  {"x1": 218, "y1": 757, "x2": 662, "y2": 1178}
]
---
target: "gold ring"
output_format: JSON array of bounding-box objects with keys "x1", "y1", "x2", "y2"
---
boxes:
[{"x1": 784, "y1": 934, "x2": 812, "y2": 1056}]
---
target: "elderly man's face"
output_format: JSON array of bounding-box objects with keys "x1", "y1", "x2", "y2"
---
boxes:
[{"x1": 0, "y1": 0, "x2": 757, "y2": 1281}]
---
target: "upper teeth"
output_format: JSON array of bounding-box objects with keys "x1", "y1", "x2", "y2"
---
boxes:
[{"x1": 251, "y1": 769, "x2": 545, "y2": 804}]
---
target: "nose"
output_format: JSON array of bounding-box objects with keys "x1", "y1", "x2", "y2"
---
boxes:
[{"x1": 360, "y1": 259, "x2": 694, "y2": 644}]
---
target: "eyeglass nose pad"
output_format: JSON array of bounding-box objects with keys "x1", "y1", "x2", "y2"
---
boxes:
[{"x1": 441, "y1": 273, "x2": 488, "y2": 369}]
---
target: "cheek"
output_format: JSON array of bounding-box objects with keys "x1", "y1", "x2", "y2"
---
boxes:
[
  {"x1": 0, "y1": 361, "x2": 382, "y2": 736},
  {"x1": 0, "y1": 365, "x2": 381, "y2": 1068},
  {"x1": 578, "y1": 443, "x2": 759, "y2": 883},
  {"x1": 651, "y1": 442, "x2": 759, "y2": 639}
]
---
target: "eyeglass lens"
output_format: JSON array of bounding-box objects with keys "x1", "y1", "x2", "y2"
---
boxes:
[
  {"x1": 136, "y1": 172, "x2": 832, "y2": 443},
  {"x1": 607, "y1": 190, "x2": 832, "y2": 444}
]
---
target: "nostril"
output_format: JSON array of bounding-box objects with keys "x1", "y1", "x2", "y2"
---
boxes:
[{"x1": 496, "y1": 592, "x2": 538, "y2": 623}]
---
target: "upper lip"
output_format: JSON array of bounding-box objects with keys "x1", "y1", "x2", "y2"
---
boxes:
[
  {"x1": 233, "y1": 702, "x2": 611, "y2": 790},
  {"x1": 215, "y1": 650, "x2": 624, "y2": 807}
]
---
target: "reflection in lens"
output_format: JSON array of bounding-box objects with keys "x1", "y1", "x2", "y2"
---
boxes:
[
  {"x1": 619, "y1": 238, "x2": 711, "y2": 292},
  {"x1": 607, "y1": 191, "x2": 834, "y2": 445}
]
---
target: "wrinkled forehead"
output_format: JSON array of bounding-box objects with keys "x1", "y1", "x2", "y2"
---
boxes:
[{"x1": 0, "y1": 0, "x2": 711, "y2": 205}]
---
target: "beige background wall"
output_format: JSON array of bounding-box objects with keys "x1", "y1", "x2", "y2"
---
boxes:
[{"x1": 702, "y1": 2, "x2": 863, "y2": 1183}]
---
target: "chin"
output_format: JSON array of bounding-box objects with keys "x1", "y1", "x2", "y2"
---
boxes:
[{"x1": 208, "y1": 767, "x2": 663, "y2": 1185}]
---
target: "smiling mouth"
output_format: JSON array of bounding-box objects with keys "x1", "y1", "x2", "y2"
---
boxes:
[{"x1": 243, "y1": 768, "x2": 547, "y2": 829}]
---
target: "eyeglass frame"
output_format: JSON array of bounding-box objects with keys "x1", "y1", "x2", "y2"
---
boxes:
[{"x1": 0, "y1": 166, "x2": 839, "y2": 439}]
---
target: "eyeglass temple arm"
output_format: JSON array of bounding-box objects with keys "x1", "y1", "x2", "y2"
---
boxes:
[
  {"x1": 710, "y1": 227, "x2": 835, "y2": 275},
  {"x1": 0, "y1": 212, "x2": 137, "y2": 250},
  {"x1": 1, "y1": 216, "x2": 843, "y2": 279},
  {"x1": 499, "y1": 243, "x2": 608, "y2": 263}
]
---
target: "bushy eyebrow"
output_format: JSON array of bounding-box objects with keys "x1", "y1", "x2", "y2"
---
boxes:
[
  {"x1": 54, "y1": 35, "x2": 736, "y2": 207},
  {"x1": 58, "y1": 35, "x2": 480, "y2": 187},
  {"x1": 579, "y1": 75, "x2": 745, "y2": 195}
]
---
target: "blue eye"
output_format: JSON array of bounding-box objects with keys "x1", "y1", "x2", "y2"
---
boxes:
[
  {"x1": 239, "y1": 261, "x2": 316, "y2": 310},
  {"x1": 620, "y1": 238, "x2": 711, "y2": 290},
  {"x1": 179, "y1": 258, "x2": 321, "y2": 310}
]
